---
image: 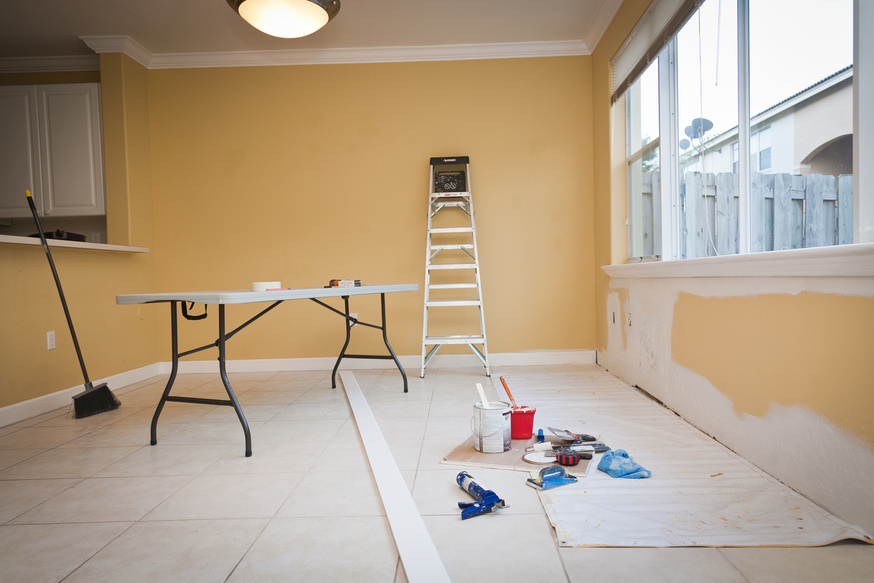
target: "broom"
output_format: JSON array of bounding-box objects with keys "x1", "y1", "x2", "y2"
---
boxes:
[{"x1": 25, "y1": 190, "x2": 121, "y2": 418}]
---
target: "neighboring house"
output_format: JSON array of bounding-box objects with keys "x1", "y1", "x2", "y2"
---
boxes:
[{"x1": 681, "y1": 66, "x2": 853, "y2": 178}]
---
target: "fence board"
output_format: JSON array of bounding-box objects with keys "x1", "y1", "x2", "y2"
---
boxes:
[
  {"x1": 805, "y1": 174, "x2": 836, "y2": 248},
  {"x1": 716, "y1": 172, "x2": 738, "y2": 255},
  {"x1": 751, "y1": 173, "x2": 773, "y2": 252},
  {"x1": 838, "y1": 174, "x2": 853, "y2": 245}
]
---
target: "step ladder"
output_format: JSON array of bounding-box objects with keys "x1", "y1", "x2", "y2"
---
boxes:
[{"x1": 421, "y1": 156, "x2": 490, "y2": 377}]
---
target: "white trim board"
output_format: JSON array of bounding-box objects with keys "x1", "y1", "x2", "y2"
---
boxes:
[{"x1": 339, "y1": 371, "x2": 451, "y2": 583}]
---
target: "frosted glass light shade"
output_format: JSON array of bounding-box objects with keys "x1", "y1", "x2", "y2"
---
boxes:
[{"x1": 227, "y1": 0, "x2": 340, "y2": 38}]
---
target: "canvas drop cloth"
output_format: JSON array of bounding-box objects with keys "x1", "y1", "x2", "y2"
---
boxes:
[{"x1": 444, "y1": 369, "x2": 871, "y2": 547}]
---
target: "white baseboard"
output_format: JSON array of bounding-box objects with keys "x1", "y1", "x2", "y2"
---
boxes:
[
  {"x1": 0, "y1": 350, "x2": 596, "y2": 427},
  {"x1": 0, "y1": 363, "x2": 163, "y2": 428}
]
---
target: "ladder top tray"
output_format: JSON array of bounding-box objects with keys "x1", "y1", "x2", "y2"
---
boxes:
[{"x1": 430, "y1": 156, "x2": 469, "y2": 165}]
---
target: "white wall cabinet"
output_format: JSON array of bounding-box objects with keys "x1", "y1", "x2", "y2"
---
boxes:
[{"x1": 0, "y1": 83, "x2": 105, "y2": 219}]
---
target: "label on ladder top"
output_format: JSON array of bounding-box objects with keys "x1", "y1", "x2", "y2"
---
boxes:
[{"x1": 430, "y1": 156, "x2": 469, "y2": 165}]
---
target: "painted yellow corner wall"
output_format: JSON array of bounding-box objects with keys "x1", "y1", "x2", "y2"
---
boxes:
[
  {"x1": 0, "y1": 55, "x2": 160, "y2": 408},
  {"x1": 673, "y1": 291, "x2": 874, "y2": 447},
  {"x1": 144, "y1": 57, "x2": 596, "y2": 361}
]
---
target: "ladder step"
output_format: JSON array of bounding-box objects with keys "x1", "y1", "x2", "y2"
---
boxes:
[
  {"x1": 426, "y1": 300, "x2": 482, "y2": 307},
  {"x1": 424, "y1": 335, "x2": 486, "y2": 345},
  {"x1": 432, "y1": 201, "x2": 469, "y2": 208},
  {"x1": 430, "y1": 227, "x2": 473, "y2": 234},
  {"x1": 429, "y1": 244, "x2": 474, "y2": 250},
  {"x1": 427, "y1": 263, "x2": 477, "y2": 270},
  {"x1": 428, "y1": 283, "x2": 477, "y2": 290}
]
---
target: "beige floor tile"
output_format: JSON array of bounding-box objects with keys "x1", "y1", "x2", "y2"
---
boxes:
[
  {"x1": 719, "y1": 543, "x2": 874, "y2": 582},
  {"x1": 424, "y1": 513, "x2": 566, "y2": 583},
  {"x1": 228, "y1": 516, "x2": 398, "y2": 582},
  {"x1": 144, "y1": 472, "x2": 304, "y2": 520},
  {"x1": 253, "y1": 417, "x2": 347, "y2": 444},
  {"x1": 56, "y1": 420, "x2": 172, "y2": 448},
  {"x1": 158, "y1": 420, "x2": 261, "y2": 446},
  {"x1": 64, "y1": 519, "x2": 268, "y2": 583},
  {"x1": 203, "y1": 439, "x2": 330, "y2": 474},
  {"x1": 271, "y1": 400, "x2": 351, "y2": 419},
  {"x1": 0, "y1": 478, "x2": 80, "y2": 523},
  {"x1": 0, "y1": 425, "x2": 94, "y2": 450},
  {"x1": 0, "y1": 522, "x2": 132, "y2": 582},
  {"x1": 11, "y1": 475, "x2": 190, "y2": 524},
  {"x1": 0, "y1": 446, "x2": 140, "y2": 479},
  {"x1": 561, "y1": 547, "x2": 748, "y2": 583},
  {"x1": 276, "y1": 470, "x2": 385, "y2": 517},
  {"x1": 424, "y1": 415, "x2": 474, "y2": 440},
  {"x1": 94, "y1": 444, "x2": 235, "y2": 477},
  {"x1": 0, "y1": 448, "x2": 46, "y2": 471}
]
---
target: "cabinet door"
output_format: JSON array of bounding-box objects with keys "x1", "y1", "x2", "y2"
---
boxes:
[
  {"x1": 38, "y1": 84, "x2": 106, "y2": 216},
  {"x1": 0, "y1": 86, "x2": 42, "y2": 218}
]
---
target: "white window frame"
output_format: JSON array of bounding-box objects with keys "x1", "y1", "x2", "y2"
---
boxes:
[{"x1": 642, "y1": 0, "x2": 870, "y2": 263}]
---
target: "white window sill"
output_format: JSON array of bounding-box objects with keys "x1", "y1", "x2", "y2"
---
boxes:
[
  {"x1": 0, "y1": 234, "x2": 148, "y2": 253},
  {"x1": 603, "y1": 243, "x2": 874, "y2": 278}
]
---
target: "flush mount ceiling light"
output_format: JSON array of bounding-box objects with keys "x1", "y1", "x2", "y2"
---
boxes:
[{"x1": 226, "y1": 0, "x2": 340, "y2": 38}]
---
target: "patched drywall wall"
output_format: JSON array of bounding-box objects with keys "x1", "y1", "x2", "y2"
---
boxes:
[
  {"x1": 673, "y1": 292, "x2": 874, "y2": 448},
  {"x1": 600, "y1": 271, "x2": 874, "y2": 536}
]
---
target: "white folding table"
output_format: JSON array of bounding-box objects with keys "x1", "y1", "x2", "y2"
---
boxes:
[{"x1": 117, "y1": 284, "x2": 418, "y2": 456}]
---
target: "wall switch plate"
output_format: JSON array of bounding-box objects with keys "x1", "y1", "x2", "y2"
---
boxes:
[{"x1": 47, "y1": 331, "x2": 56, "y2": 350}]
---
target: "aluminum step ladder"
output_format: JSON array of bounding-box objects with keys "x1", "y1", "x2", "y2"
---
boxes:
[{"x1": 421, "y1": 156, "x2": 490, "y2": 377}]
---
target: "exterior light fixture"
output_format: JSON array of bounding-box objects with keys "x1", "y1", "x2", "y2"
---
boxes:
[{"x1": 226, "y1": 0, "x2": 340, "y2": 38}]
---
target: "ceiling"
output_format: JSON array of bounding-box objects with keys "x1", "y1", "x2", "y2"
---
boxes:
[{"x1": 0, "y1": 0, "x2": 623, "y2": 71}]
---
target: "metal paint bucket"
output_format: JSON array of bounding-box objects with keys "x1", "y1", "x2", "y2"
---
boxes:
[{"x1": 472, "y1": 401, "x2": 511, "y2": 453}]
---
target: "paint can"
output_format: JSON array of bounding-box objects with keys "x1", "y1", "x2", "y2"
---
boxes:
[
  {"x1": 472, "y1": 401, "x2": 511, "y2": 453},
  {"x1": 510, "y1": 406, "x2": 536, "y2": 439}
]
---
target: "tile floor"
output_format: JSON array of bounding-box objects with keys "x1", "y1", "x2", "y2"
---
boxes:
[{"x1": 0, "y1": 364, "x2": 871, "y2": 582}]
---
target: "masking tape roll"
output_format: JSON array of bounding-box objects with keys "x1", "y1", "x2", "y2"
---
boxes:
[{"x1": 252, "y1": 281, "x2": 281, "y2": 292}]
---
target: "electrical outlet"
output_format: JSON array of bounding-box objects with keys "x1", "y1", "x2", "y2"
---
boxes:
[
  {"x1": 47, "y1": 331, "x2": 56, "y2": 350},
  {"x1": 349, "y1": 313, "x2": 358, "y2": 327},
  {"x1": 626, "y1": 313, "x2": 632, "y2": 327}
]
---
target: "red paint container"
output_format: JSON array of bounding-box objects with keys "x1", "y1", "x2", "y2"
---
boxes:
[{"x1": 510, "y1": 406, "x2": 536, "y2": 439}]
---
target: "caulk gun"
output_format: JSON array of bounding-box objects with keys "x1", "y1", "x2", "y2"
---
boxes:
[{"x1": 456, "y1": 471, "x2": 508, "y2": 520}]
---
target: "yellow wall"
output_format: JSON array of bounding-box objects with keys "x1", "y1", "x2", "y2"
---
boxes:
[
  {"x1": 144, "y1": 57, "x2": 596, "y2": 361},
  {"x1": 1, "y1": 55, "x2": 597, "y2": 407},
  {"x1": 0, "y1": 56, "x2": 159, "y2": 408}
]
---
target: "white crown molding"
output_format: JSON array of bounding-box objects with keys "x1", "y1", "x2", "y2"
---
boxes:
[
  {"x1": 582, "y1": 0, "x2": 623, "y2": 52},
  {"x1": 80, "y1": 35, "x2": 153, "y2": 69},
  {"x1": 0, "y1": 55, "x2": 99, "y2": 73},
  {"x1": 5, "y1": 36, "x2": 591, "y2": 72},
  {"x1": 147, "y1": 40, "x2": 592, "y2": 69}
]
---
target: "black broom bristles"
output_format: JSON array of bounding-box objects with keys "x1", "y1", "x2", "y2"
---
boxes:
[{"x1": 73, "y1": 382, "x2": 121, "y2": 419}]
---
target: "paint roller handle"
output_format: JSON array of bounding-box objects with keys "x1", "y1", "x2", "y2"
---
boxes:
[{"x1": 499, "y1": 376, "x2": 519, "y2": 409}]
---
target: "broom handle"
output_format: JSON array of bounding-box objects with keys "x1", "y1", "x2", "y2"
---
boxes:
[{"x1": 25, "y1": 191, "x2": 93, "y2": 387}]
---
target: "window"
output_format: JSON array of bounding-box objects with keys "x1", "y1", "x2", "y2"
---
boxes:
[
  {"x1": 623, "y1": 0, "x2": 858, "y2": 260},
  {"x1": 626, "y1": 62, "x2": 661, "y2": 258}
]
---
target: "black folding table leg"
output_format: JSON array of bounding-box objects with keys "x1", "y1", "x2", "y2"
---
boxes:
[
  {"x1": 379, "y1": 293, "x2": 408, "y2": 393},
  {"x1": 217, "y1": 305, "x2": 252, "y2": 457},
  {"x1": 151, "y1": 301, "x2": 179, "y2": 446},
  {"x1": 330, "y1": 296, "x2": 353, "y2": 388}
]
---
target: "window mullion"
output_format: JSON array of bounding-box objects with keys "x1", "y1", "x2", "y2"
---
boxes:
[
  {"x1": 737, "y1": 0, "x2": 751, "y2": 254},
  {"x1": 660, "y1": 40, "x2": 680, "y2": 260}
]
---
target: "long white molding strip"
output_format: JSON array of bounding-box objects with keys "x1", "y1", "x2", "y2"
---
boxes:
[{"x1": 339, "y1": 371, "x2": 451, "y2": 583}]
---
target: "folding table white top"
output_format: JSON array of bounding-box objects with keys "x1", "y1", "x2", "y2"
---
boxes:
[{"x1": 116, "y1": 284, "x2": 418, "y2": 305}]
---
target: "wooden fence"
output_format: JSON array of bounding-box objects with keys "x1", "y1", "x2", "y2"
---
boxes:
[{"x1": 641, "y1": 172, "x2": 853, "y2": 258}]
